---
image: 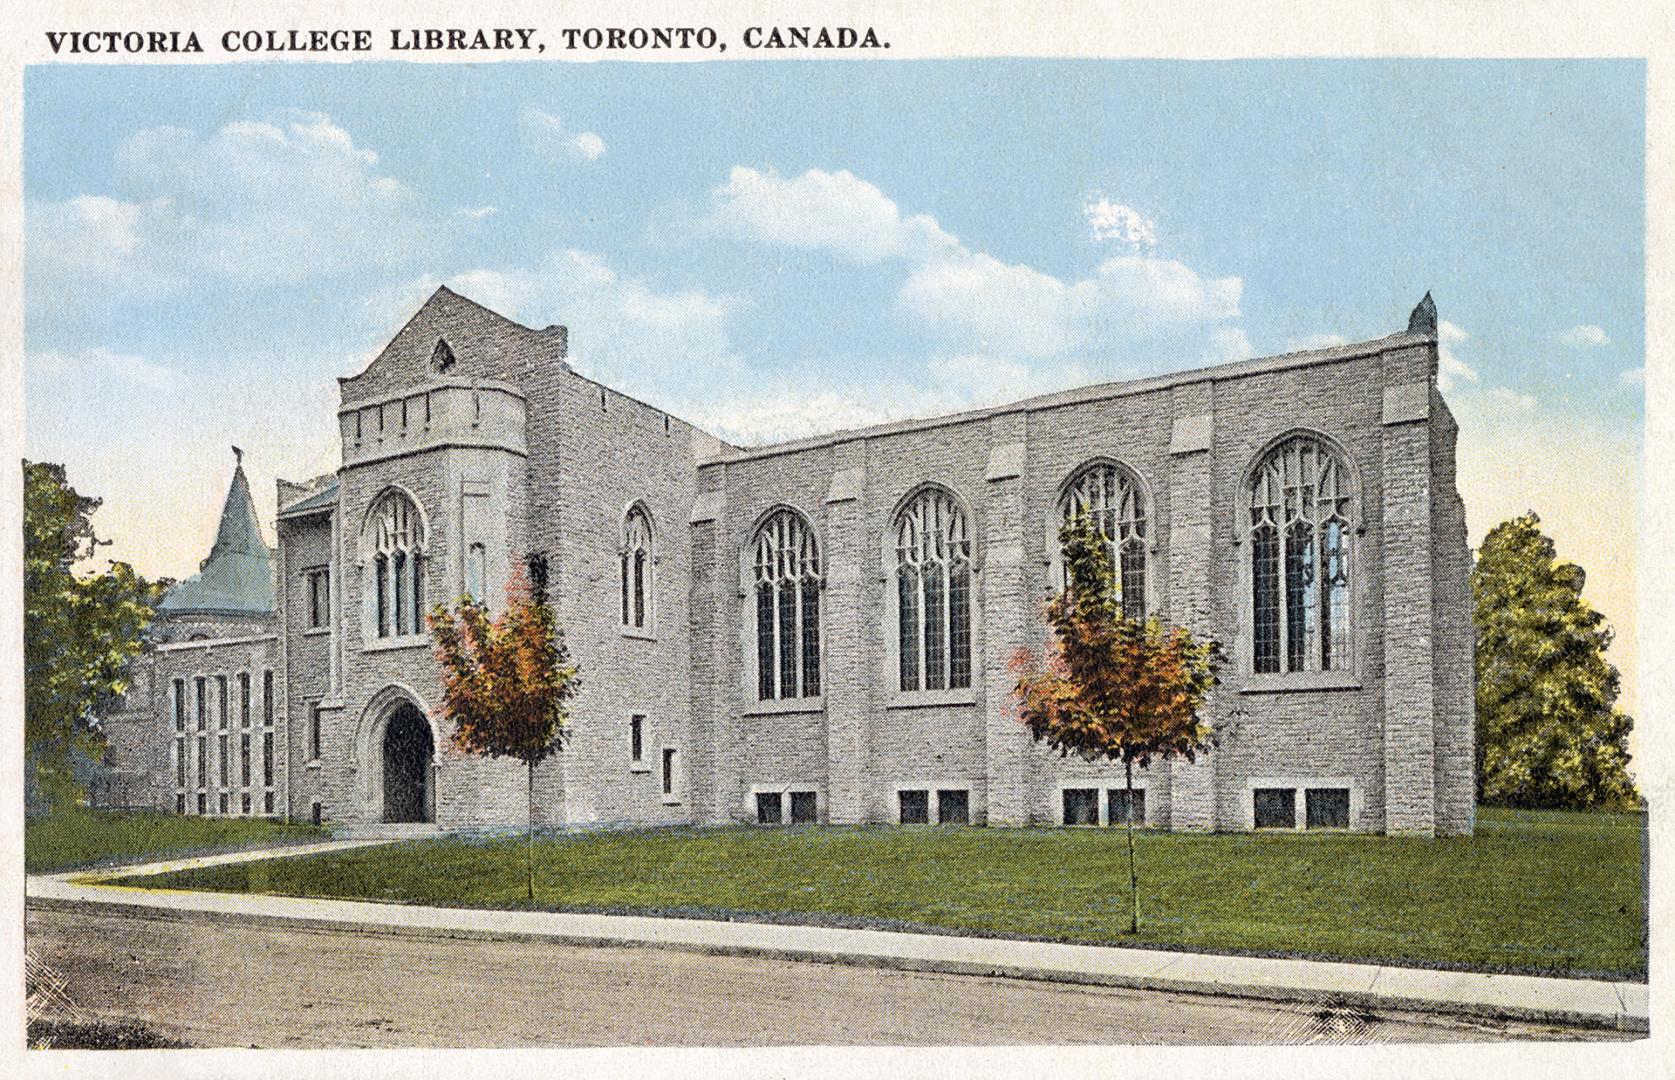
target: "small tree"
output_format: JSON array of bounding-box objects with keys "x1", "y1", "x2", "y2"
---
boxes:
[
  {"x1": 1473, "y1": 511, "x2": 1638, "y2": 810},
  {"x1": 1012, "y1": 514, "x2": 1222, "y2": 934},
  {"x1": 24, "y1": 461, "x2": 163, "y2": 811},
  {"x1": 429, "y1": 561, "x2": 580, "y2": 900}
]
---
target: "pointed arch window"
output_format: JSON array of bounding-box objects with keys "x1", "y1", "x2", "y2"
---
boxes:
[
  {"x1": 1248, "y1": 435, "x2": 1353, "y2": 673},
  {"x1": 365, "y1": 490, "x2": 427, "y2": 639},
  {"x1": 1058, "y1": 462, "x2": 1148, "y2": 619},
  {"x1": 895, "y1": 488, "x2": 973, "y2": 692},
  {"x1": 753, "y1": 509, "x2": 822, "y2": 700},
  {"x1": 620, "y1": 505, "x2": 653, "y2": 631}
]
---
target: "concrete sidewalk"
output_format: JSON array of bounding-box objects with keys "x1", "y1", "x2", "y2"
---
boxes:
[{"x1": 27, "y1": 841, "x2": 1649, "y2": 1035}]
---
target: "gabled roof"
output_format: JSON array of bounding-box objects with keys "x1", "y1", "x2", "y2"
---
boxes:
[
  {"x1": 279, "y1": 478, "x2": 340, "y2": 519},
  {"x1": 339, "y1": 286, "x2": 565, "y2": 403},
  {"x1": 158, "y1": 454, "x2": 276, "y2": 616}
]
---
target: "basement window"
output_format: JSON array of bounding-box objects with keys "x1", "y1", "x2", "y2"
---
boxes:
[
  {"x1": 1305, "y1": 787, "x2": 1351, "y2": 829},
  {"x1": 1107, "y1": 788, "x2": 1146, "y2": 826},
  {"x1": 898, "y1": 789, "x2": 930, "y2": 824},
  {"x1": 936, "y1": 789, "x2": 970, "y2": 824},
  {"x1": 1062, "y1": 787, "x2": 1099, "y2": 826},
  {"x1": 1253, "y1": 787, "x2": 1298, "y2": 829},
  {"x1": 756, "y1": 792, "x2": 784, "y2": 824}
]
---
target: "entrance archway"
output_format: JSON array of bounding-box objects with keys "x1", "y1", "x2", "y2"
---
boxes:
[{"x1": 382, "y1": 702, "x2": 434, "y2": 823}]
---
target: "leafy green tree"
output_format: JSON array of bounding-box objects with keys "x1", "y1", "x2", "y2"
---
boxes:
[
  {"x1": 429, "y1": 561, "x2": 580, "y2": 900},
  {"x1": 1011, "y1": 514, "x2": 1223, "y2": 934},
  {"x1": 1473, "y1": 511, "x2": 1638, "y2": 810},
  {"x1": 24, "y1": 461, "x2": 163, "y2": 811}
]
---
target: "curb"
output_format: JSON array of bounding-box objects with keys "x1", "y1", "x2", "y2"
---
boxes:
[{"x1": 27, "y1": 889, "x2": 1649, "y2": 1036}]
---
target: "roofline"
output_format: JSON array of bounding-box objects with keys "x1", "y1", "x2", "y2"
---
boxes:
[
  {"x1": 337, "y1": 285, "x2": 548, "y2": 386},
  {"x1": 155, "y1": 633, "x2": 279, "y2": 652},
  {"x1": 701, "y1": 329, "x2": 1438, "y2": 467}
]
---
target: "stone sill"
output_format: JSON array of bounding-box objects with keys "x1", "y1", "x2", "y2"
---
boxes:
[
  {"x1": 305, "y1": 759, "x2": 323, "y2": 770},
  {"x1": 1237, "y1": 671, "x2": 1362, "y2": 694},
  {"x1": 660, "y1": 795, "x2": 682, "y2": 806},
  {"x1": 887, "y1": 689, "x2": 978, "y2": 710},
  {"x1": 301, "y1": 627, "x2": 331, "y2": 638},
  {"x1": 629, "y1": 763, "x2": 652, "y2": 774},
  {"x1": 743, "y1": 696, "x2": 825, "y2": 717},
  {"x1": 362, "y1": 635, "x2": 433, "y2": 653},
  {"x1": 619, "y1": 628, "x2": 658, "y2": 642}
]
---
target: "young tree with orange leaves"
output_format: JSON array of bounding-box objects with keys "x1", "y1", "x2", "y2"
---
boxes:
[
  {"x1": 1012, "y1": 514, "x2": 1222, "y2": 934},
  {"x1": 430, "y1": 558, "x2": 579, "y2": 901}
]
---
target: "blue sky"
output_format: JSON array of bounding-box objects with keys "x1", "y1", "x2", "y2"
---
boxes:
[{"x1": 22, "y1": 58, "x2": 1644, "y2": 702}]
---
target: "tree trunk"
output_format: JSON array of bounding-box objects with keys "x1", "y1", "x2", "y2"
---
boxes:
[
  {"x1": 526, "y1": 760, "x2": 535, "y2": 902},
  {"x1": 1125, "y1": 757, "x2": 1139, "y2": 935}
]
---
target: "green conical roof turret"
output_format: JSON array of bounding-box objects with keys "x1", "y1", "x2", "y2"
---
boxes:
[{"x1": 157, "y1": 448, "x2": 276, "y2": 616}]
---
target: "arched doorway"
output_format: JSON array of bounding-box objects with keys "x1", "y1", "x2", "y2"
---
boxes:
[{"x1": 382, "y1": 703, "x2": 434, "y2": 823}]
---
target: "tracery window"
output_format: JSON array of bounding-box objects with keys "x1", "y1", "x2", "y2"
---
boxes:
[
  {"x1": 894, "y1": 487, "x2": 973, "y2": 692},
  {"x1": 1248, "y1": 435, "x2": 1353, "y2": 674},
  {"x1": 367, "y1": 490, "x2": 427, "y2": 639},
  {"x1": 1058, "y1": 461, "x2": 1148, "y2": 619},
  {"x1": 753, "y1": 509, "x2": 821, "y2": 700},
  {"x1": 620, "y1": 505, "x2": 653, "y2": 631}
]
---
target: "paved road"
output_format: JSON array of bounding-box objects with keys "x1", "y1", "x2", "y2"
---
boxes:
[{"x1": 25, "y1": 905, "x2": 1625, "y2": 1048}]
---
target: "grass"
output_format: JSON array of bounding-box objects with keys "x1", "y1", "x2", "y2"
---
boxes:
[
  {"x1": 116, "y1": 806, "x2": 1647, "y2": 980},
  {"x1": 25, "y1": 807, "x2": 327, "y2": 874}
]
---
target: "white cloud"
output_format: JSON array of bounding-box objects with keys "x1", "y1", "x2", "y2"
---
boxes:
[
  {"x1": 28, "y1": 111, "x2": 435, "y2": 295},
  {"x1": 705, "y1": 166, "x2": 958, "y2": 263},
  {"x1": 520, "y1": 107, "x2": 607, "y2": 164},
  {"x1": 1436, "y1": 319, "x2": 1480, "y2": 391},
  {"x1": 1559, "y1": 324, "x2": 1612, "y2": 348},
  {"x1": 29, "y1": 346, "x2": 177, "y2": 390},
  {"x1": 1083, "y1": 194, "x2": 1158, "y2": 254},
  {"x1": 1287, "y1": 332, "x2": 1349, "y2": 352},
  {"x1": 380, "y1": 249, "x2": 744, "y2": 396},
  {"x1": 569, "y1": 132, "x2": 606, "y2": 161},
  {"x1": 1619, "y1": 366, "x2": 1644, "y2": 386},
  {"x1": 458, "y1": 205, "x2": 498, "y2": 220},
  {"x1": 1486, "y1": 385, "x2": 1537, "y2": 411}
]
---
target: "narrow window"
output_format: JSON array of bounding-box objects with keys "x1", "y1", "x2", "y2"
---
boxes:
[
  {"x1": 1107, "y1": 788, "x2": 1146, "y2": 826},
  {"x1": 621, "y1": 505, "x2": 653, "y2": 630},
  {"x1": 898, "y1": 789, "x2": 930, "y2": 824},
  {"x1": 218, "y1": 733, "x2": 229, "y2": 787},
  {"x1": 411, "y1": 553, "x2": 425, "y2": 631},
  {"x1": 175, "y1": 737, "x2": 186, "y2": 788},
  {"x1": 263, "y1": 671, "x2": 274, "y2": 726},
  {"x1": 240, "y1": 672, "x2": 251, "y2": 727},
  {"x1": 1305, "y1": 787, "x2": 1351, "y2": 829},
  {"x1": 374, "y1": 554, "x2": 390, "y2": 637},
  {"x1": 173, "y1": 679, "x2": 186, "y2": 731},
  {"x1": 894, "y1": 488, "x2": 971, "y2": 692},
  {"x1": 198, "y1": 792, "x2": 207, "y2": 816},
  {"x1": 1062, "y1": 788, "x2": 1098, "y2": 826},
  {"x1": 176, "y1": 794, "x2": 186, "y2": 815},
  {"x1": 937, "y1": 789, "x2": 970, "y2": 825},
  {"x1": 752, "y1": 509, "x2": 821, "y2": 700},
  {"x1": 242, "y1": 793, "x2": 252, "y2": 815},
  {"x1": 630, "y1": 714, "x2": 644, "y2": 766},
  {"x1": 263, "y1": 730, "x2": 274, "y2": 787},
  {"x1": 264, "y1": 791, "x2": 274, "y2": 815},
  {"x1": 756, "y1": 792, "x2": 784, "y2": 824},
  {"x1": 466, "y1": 542, "x2": 487, "y2": 602},
  {"x1": 217, "y1": 676, "x2": 228, "y2": 730},
  {"x1": 306, "y1": 567, "x2": 329, "y2": 629},
  {"x1": 1247, "y1": 436, "x2": 1353, "y2": 674},
  {"x1": 196, "y1": 737, "x2": 206, "y2": 791},
  {"x1": 311, "y1": 801, "x2": 322, "y2": 826},
  {"x1": 789, "y1": 790, "x2": 818, "y2": 824},
  {"x1": 661, "y1": 748, "x2": 677, "y2": 797},
  {"x1": 1254, "y1": 788, "x2": 1298, "y2": 829},
  {"x1": 195, "y1": 676, "x2": 206, "y2": 730},
  {"x1": 309, "y1": 703, "x2": 322, "y2": 761},
  {"x1": 219, "y1": 792, "x2": 229, "y2": 815},
  {"x1": 1059, "y1": 462, "x2": 1148, "y2": 617},
  {"x1": 240, "y1": 733, "x2": 251, "y2": 786},
  {"x1": 393, "y1": 550, "x2": 408, "y2": 635}
]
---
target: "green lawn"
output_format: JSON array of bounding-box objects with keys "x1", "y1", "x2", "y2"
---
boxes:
[
  {"x1": 117, "y1": 806, "x2": 1647, "y2": 980},
  {"x1": 26, "y1": 808, "x2": 327, "y2": 874}
]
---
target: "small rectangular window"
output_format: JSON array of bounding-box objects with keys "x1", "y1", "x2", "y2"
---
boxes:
[
  {"x1": 196, "y1": 737, "x2": 206, "y2": 789},
  {"x1": 240, "y1": 733, "x2": 251, "y2": 786},
  {"x1": 756, "y1": 792, "x2": 784, "y2": 825},
  {"x1": 630, "y1": 715, "x2": 644, "y2": 765},
  {"x1": 263, "y1": 730, "x2": 274, "y2": 787},
  {"x1": 898, "y1": 789, "x2": 930, "y2": 824},
  {"x1": 306, "y1": 567, "x2": 330, "y2": 629},
  {"x1": 217, "y1": 676, "x2": 228, "y2": 730},
  {"x1": 662, "y1": 748, "x2": 677, "y2": 796},
  {"x1": 789, "y1": 790, "x2": 818, "y2": 824},
  {"x1": 241, "y1": 793, "x2": 252, "y2": 815},
  {"x1": 1254, "y1": 787, "x2": 1298, "y2": 829},
  {"x1": 240, "y1": 672, "x2": 251, "y2": 726},
  {"x1": 176, "y1": 793, "x2": 186, "y2": 815},
  {"x1": 937, "y1": 789, "x2": 970, "y2": 825},
  {"x1": 219, "y1": 734, "x2": 229, "y2": 787},
  {"x1": 311, "y1": 801, "x2": 322, "y2": 826},
  {"x1": 197, "y1": 793, "x2": 207, "y2": 815},
  {"x1": 175, "y1": 737, "x2": 186, "y2": 788},
  {"x1": 173, "y1": 679, "x2": 186, "y2": 731},
  {"x1": 195, "y1": 677, "x2": 206, "y2": 730},
  {"x1": 264, "y1": 791, "x2": 274, "y2": 815},
  {"x1": 218, "y1": 792, "x2": 229, "y2": 815},
  {"x1": 1305, "y1": 787, "x2": 1351, "y2": 829},
  {"x1": 1062, "y1": 788, "x2": 1099, "y2": 826},
  {"x1": 309, "y1": 702, "x2": 322, "y2": 761},
  {"x1": 1107, "y1": 788, "x2": 1146, "y2": 827},
  {"x1": 263, "y1": 671, "x2": 274, "y2": 726}
]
